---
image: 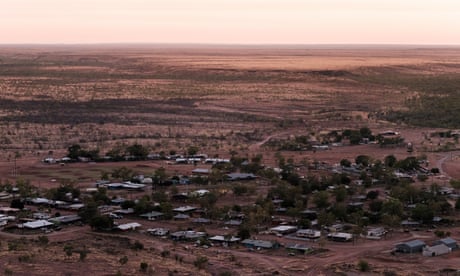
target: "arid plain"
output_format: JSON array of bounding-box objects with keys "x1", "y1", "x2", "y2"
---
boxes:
[{"x1": 1, "y1": 46, "x2": 460, "y2": 275}]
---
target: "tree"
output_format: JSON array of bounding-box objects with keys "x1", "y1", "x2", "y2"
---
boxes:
[
  {"x1": 359, "y1": 127, "x2": 372, "y2": 139},
  {"x1": 355, "y1": 155, "x2": 371, "y2": 167},
  {"x1": 456, "y1": 198, "x2": 460, "y2": 210},
  {"x1": 340, "y1": 159, "x2": 351, "y2": 167},
  {"x1": 67, "y1": 144, "x2": 82, "y2": 159},
  {"x1": 187, "y1": 146, "x2": 199, "y2": 156},
  {"x1": 78, "y1": 200, "x2": 98, "y2": 223},
  {"x1": 127, "y1": 143, "x2": 149, "y2": 159},
  {"x1": 382, "y1": 199, "x2": 404, "y2": 217},
  {"x1": 89, "y1": 215, "x2": 114, "y2": 231},
  {"x1": 313, "y1": 191, "x2": 330, "y2": 209},
  {"x1": 411, "y1": 204, "x2": 434, "y2": 224},
  {"x1": 237, "y1": 225, "x2": 251, "y2": 240},
  {"x1": 384, "y1": 155, "x2": 397, "y2": 168},
  {"x1": 366, "y1": 190, "x2": 379, "y2": 200},
  {"x1": 119, "y1": 256, "x2": 128, "y2": 265},
  {"x1": 10, "y1": 198, "x2": 24, "y2": 210}
]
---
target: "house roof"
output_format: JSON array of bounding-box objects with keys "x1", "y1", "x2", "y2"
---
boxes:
[
  {"x1": 269, "y1": 225, "x2": 297, "y2": 232},
  {"x1": 140, "y1": 211, "x2": 164, "y2": 218},
  {"x1": 23, "y1": 220, "x2": 54, "y2": 229},
  {"x1": 173, "y1": 206, "x2": 197, "y2": 212},
  {"x1": 209, "y1": 235, "x2": 240, "y2": 243},
  {"x1": 424, "y1": 244, "x2": 450, "y2": 254},
  {"x1": 241, "y1": 239, "x2": 275, "y2": 249},
  {"x1": 173, "y1": 213, "x2": 190, "y2": 220},
  {"x1": 117, "y1": 222, "x2": 141, "y2": 231},
  {"x1": 49, "y1": 215, "x2": 81, "y2": 224},
  {"x1": 439, "y1": 237, "x2": 457, "y2": 245},
  {"x1": 400, "y1": 239, "x2": 426, "y2": 248}
]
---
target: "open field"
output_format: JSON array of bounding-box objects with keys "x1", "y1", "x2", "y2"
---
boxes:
[{"x1": 1, "y1": 45, "x2": 460, "y2": 275}]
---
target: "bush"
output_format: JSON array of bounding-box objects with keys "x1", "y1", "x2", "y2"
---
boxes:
[
  {"x1": 140, "y1": 262, "x2": 148, "y2": 272},
  {"x1": 119, "y1": 256, "x2": 128, "y2": 265},
  {"x1": 358, "y1": 260, "x2": 370, "y2": 272},
  {"x1": 194, "y1": 256, "x2": 208, "y2": 270}
]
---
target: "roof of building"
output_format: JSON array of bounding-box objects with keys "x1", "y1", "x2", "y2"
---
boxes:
[
  {"x1": 23, "y1": 220, "x2": 54, "y2": 229},
  {"x1": 173, "y1": 213, "x2": 190, "y2": 220},
  {"x1": 173, "y1": 206, "x2": 197, "y2": 212},
  {"x1": 48, "y1": 215, "x2": 81, "y2": 224},
  {"x1": 241, "y1": 239, "x2": 275, "y2": 249},
  {"x1": 399, "y1": 239, "x2": 426, "y2": 248},
  {"x1": 439, "y1": 237, "x2": 457, "y2": 245},
  {"x1": 269, "y1": 225, "x2": 297, "y2": 232},
  {"x1": 117, "y1": 222, "x2": 141, "y2": 231},
  {"x1": 140, "y1": 211, "x2": 164, "y2": 218},
  {"x1": 209, "y1": 235, "x2": 240, "y2": 243}
]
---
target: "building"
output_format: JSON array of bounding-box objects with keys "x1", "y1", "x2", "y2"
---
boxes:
[
  {"x1": 395, "y1": 240, "x2": 426, "y2": 253},
  {"x1": 365, "y1": 227, "x2": 387, "y2": 239},
  {"x1": 170, "y1": 231, "x2": 206, "y2": 241},
  {"x1": 286, "y1": 244, "x2": 311, "y2": 254},
  {"x1": 296, "y1": 229, "x2": 321, "y2": 239},
  {"x1": 433, "y1": 237, "x2": 458, "y2": 250},
  {"x1": 117, "y1": 222, "x2": 141, "y2": 231},
  {"x1": 21, "y1": 220, "x2": 54, "y2": 230},
  {"x1": 48, "y1": 215, "x2": 81, "y2": 225},
  {"x1": 226, "y1": 173, "x2": 257, "y2": 181},
  {"x1": 241, "y1": 239, "x2": 279, "y2": 249},
  {"x1": 423, "y1": 244, "x2": 451, "y2": 257},
  {"x1": 327, "y1": 232, "x2": 353, "y2": 242},
  {"x1": 269, "y1": 225, "x2": 297, "y2": 236},
  {"x1": 139, "y1": 211, "x2": 164, "y2": 221},
  {"x1": 209, "y1": 235, "x2": 240, "y2": 245},
  {"x1": 147, "y1": 228, "x2": 169, "y2": 236}
]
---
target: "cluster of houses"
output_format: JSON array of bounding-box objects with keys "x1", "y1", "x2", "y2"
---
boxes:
[{"x1": 395, "y1": 237, "x2": 458, "y2": 257}]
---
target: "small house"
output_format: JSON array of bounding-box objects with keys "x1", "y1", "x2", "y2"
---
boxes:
[
  {"x1": 296, "y1": 229, "x2": 321, "y2": 239},
  {"x1": 140, "y1": 211, "x2": 164, "y2": 221},
  {"x1": 423, "y1": 244, "x2": 451, "y2": 257},
  {"x1": 117, "y1": 222, "x2": 141, "y2": 231},
  {"x1": 286, "y1": 244, "x2": 311, "y2": 254},
  {"x1": 327, "y1": 232, "x2": 353, "y2": 242},
  {"x1": 209, "y1": 235, "x2": 240, "y2": 245},
  {"x1": 433, "y1": 237, "x2": 458, "y2": 250},
  {"x1": 395, "y1": 240, "x2": 426, "y2": 253},
  {"x1": 241, "y1": 239, "x2": 279, "y2": 249},
  {"x1": 147, "y1": 228, "x2": 169, "y2": 236},
  {"x1": 269, "y1": 225, "x2": 297, "y2": 235},
  {"x1": 21, "y1": 220, "x2": 54, "y2": 230}
]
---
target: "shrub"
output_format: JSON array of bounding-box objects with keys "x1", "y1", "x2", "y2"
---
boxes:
[{"x1": 358, "y1": 260, "x2": 370, "y2": 272}]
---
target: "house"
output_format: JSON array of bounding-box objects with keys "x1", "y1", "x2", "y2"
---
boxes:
[
  {"x1": 241, "y1": 239, "x2": 279, "y2": 249},
  {"x1": 269, "y1": 225, "x2": 297, "y2": 236},
  {"x1": 401, "y1": 220, "x2": 421, "y2": 228},
  {"x1": 33, "y1": 212, "x2": 51, "y2": 220},
  {"x1": 286, "y1": 244, "x2": 311, "y2": 254},
  {"x1": 296, "y1": 229, "x2": 321, "y2": 239},
  {"x1": 147, "y1": 228, "x2": 169, "y2": 236},
  {"x1": 48, "y1": 215, "x2": 81, "y2": 225},
  {"x1": 365, "y1": 227, "x2": 387, "y2": 239},
  {"x1": 192, "y1": 218, "x2": 211, "y2": 224},
  {"x1": 226, "y1": 173, "x2": 257, "y2": 181},
  {"x1": 140, "y1": 211, "x2": 164, "y2": 221},
  {"x1": 170, "y1": 231, "x2": 206, "y2": 241},
  {"x1": 395, "y1": 240, "x2": 426, "y2": 253},
  {"x1": 191, "y1": 189, "x2": 210, "y2": 197},
  {"x1": 173, "y1": 206, "x2": 197, "y2": 213},
  {"x1": 173, "y1": 213, "x2": 190, "y2": 220},
  {"x1": 433, "y1": 237, "x2": 458, "y2": 250},
  {"x1": 117, "y1": 222, "x2": 141, "y2": 231},
  {"x1": 192, "y1": 168, "x2": 211, "y2": 175},
  {"x1": 209, "y1": 235, "x2": 240, "y2": 245},
  {"x1": 327, "y1": 232, "x2": 353, "y2": 242},
  {"x1": 21, "y1": 220, "x2": 54, "y2": 230},
  {"x1": 224, "y1": 220, "x2": 242, "y2": 227},
  {"x1": 423, "y1": 244, "x2": 451, "y2": 257}
]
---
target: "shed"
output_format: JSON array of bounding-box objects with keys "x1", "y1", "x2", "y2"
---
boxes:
[
  {"x1": 173, "y1": 213, "x2": 190, "y2": 220},
  {"x1": 22, "y1": 220, "x2": 54, "y2": 229},
  {"x1": 327, "y1": 232, "x2": 353, "y2": 242},
  {"x1": 192, "y1": 218, "x2": 211, "y2": 224},
  {"x1": 117, "y1": 222, "x2": 141, "y2": 231},
  {"x1": 241, "y1": 239, "x2": 279, "y2": 249},
  {"x1": 395, "y1": 240, "x2": 426, "y2": 253},
  {"x1": 286, "y1": 244, "x2": 311, "y2": 254},
  {"x1": 423, "y1": 244, "x2": 451, "y2": 257},
  {"x1": 140, "y1": 211, "x2": 164, "y2": 221},
  {"x1": 209, "y1": 235, "x2": 240, "y2": 244},
  {"x1": 434, "y1": 237, "x2": 458, "y2": 250},
  {"x1": 269, "y1": 225, "x2": 297, "y2": 235},
  {"x1": 296, "y1": 229, "x2": 321, "y2": 239}
]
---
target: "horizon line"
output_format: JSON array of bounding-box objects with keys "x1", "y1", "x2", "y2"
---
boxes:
[{"x1": 1, "y1": 42, "x2": 460, "y2": 48}]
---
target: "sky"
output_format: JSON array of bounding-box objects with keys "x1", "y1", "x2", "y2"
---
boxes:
[{"x1": 0, "y1": 0, "x2": 459, "y2": 45}]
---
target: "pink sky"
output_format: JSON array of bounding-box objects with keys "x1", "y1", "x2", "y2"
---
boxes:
[{"x1": 1, "y1": 0, "x2": 459, "y2": 44}]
